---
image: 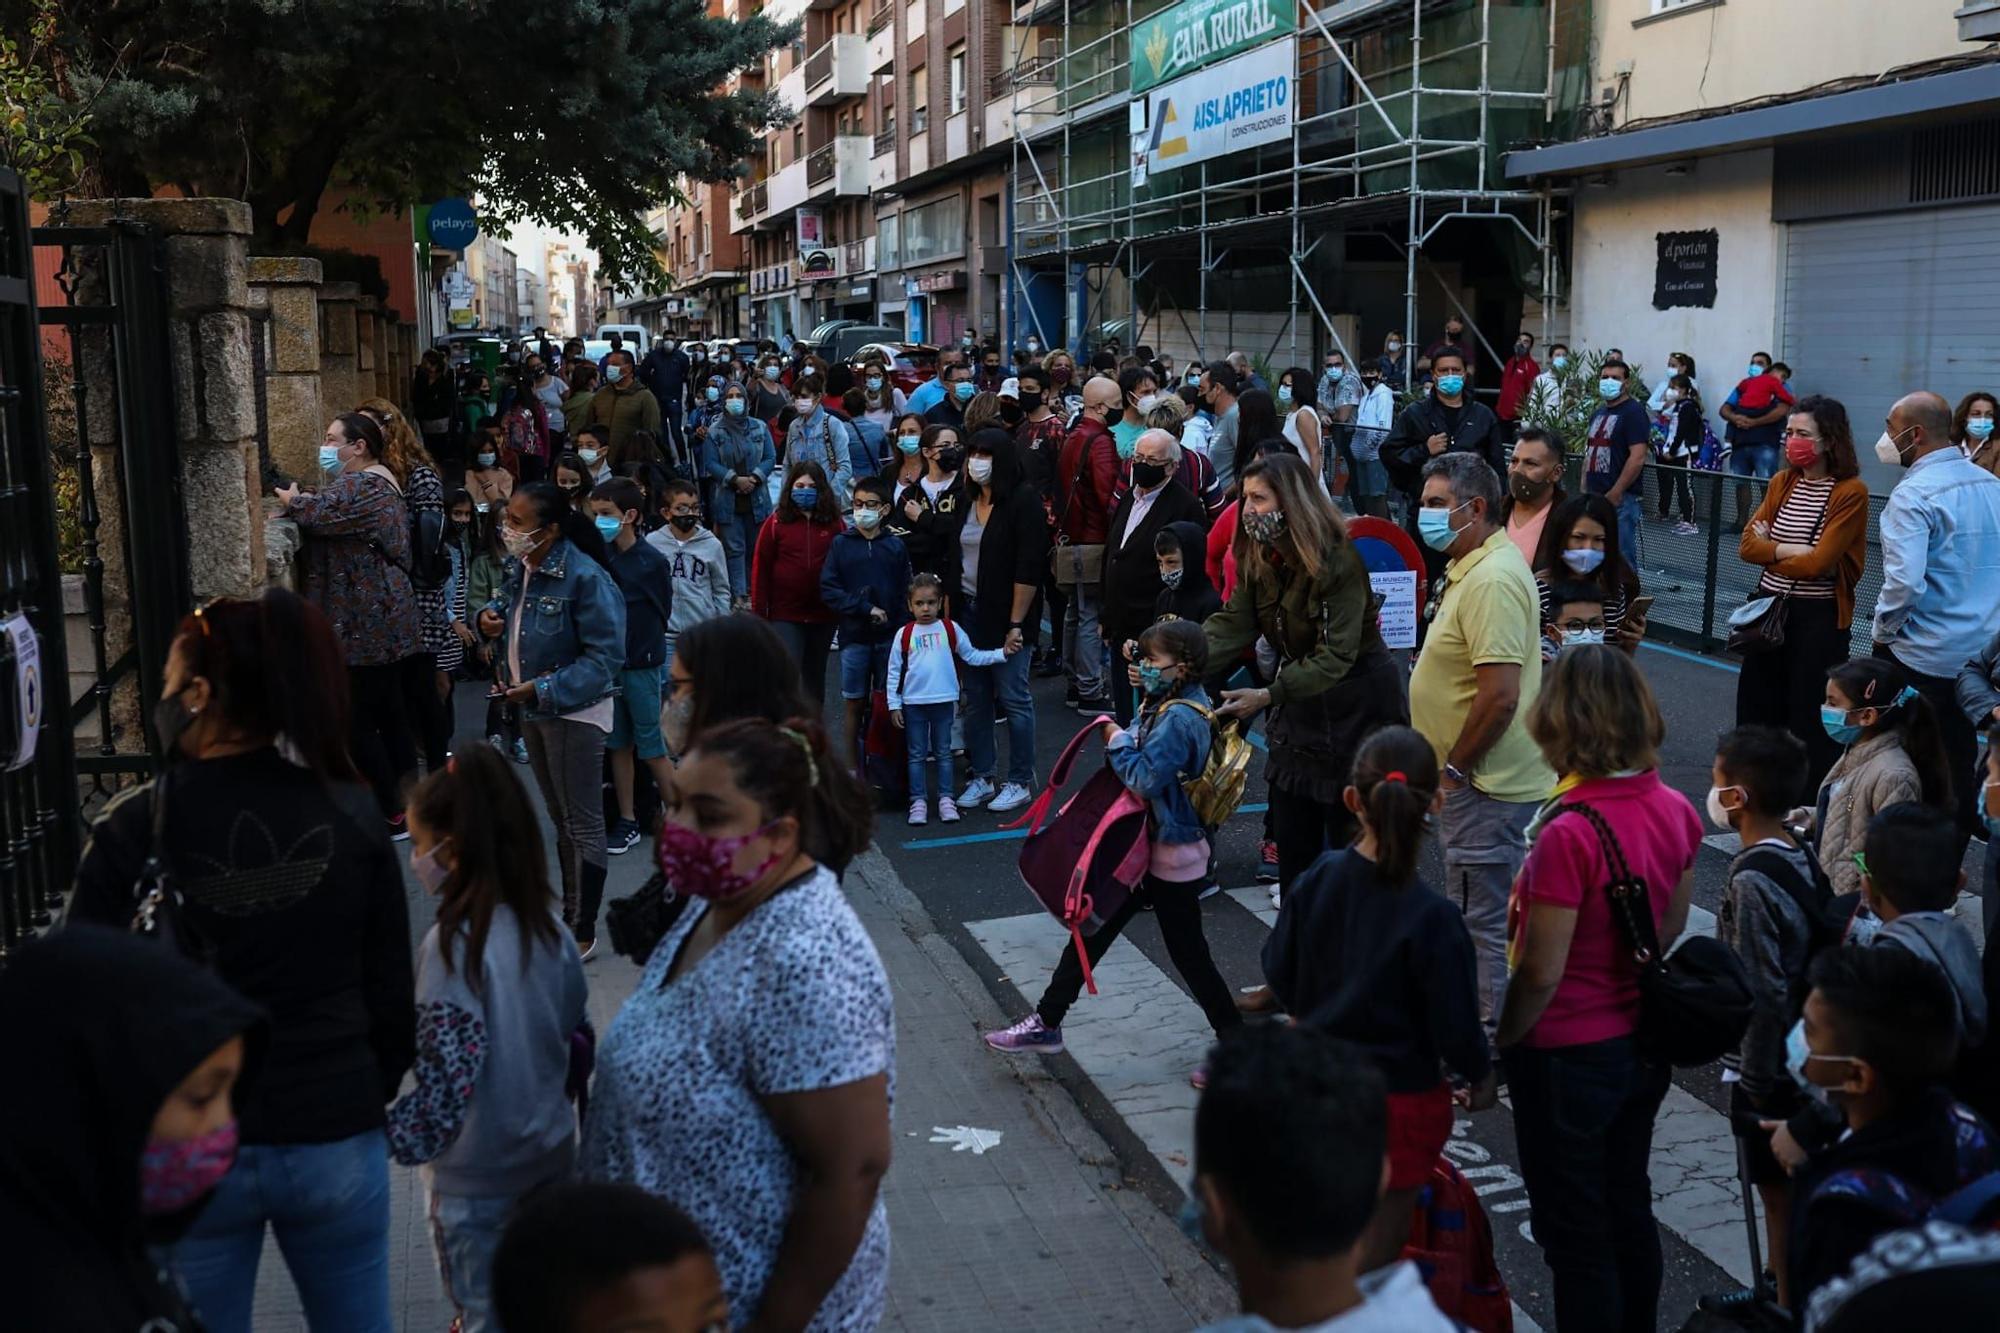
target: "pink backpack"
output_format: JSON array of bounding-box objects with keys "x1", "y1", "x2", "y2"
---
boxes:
[{"x1": 1001, "y1": 718, "x2": 1151, "y2": 995}]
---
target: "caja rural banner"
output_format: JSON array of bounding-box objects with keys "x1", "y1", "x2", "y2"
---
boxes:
[
  {"x1": 1130, "y1": 0, "x2": 1295, "y2": 95},
  {"x1": 1134, "y1": 38, "x2": 1295, "y2": 177}
]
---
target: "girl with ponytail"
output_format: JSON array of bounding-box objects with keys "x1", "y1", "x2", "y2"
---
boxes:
[
  {"x1": 1814, "y1": 657, "x2": 1954, "y2": 897},
  {"x1": 389, "y1": 745, "x2": 587, "y2": 1333},
  {"x1": 583, "y1": 716, "x2": 893, "y2": 1331},
  {"x1": 1258, "y1": 723, "x2": 1495, "y2": 1271}
]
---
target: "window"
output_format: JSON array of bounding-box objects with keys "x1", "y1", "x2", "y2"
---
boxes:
[
  {"x1": 701, "y1": 220, "x2": 711, "y2": 251},
  {"x1": 902, "y1": 195, "x2": 964, "y2": 265},
  {"x1": 911, "y1": 65, "x2": 929, "y2": 134},
  {"x1": 949, "y1": 44, "x2": 966, "y2": 114},
  {"x1": 877, "y1": 213, "x2": 900, "y2": 270}
]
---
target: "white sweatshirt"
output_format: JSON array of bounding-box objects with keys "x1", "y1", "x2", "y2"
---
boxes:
[{"x1": 885, "y1": 618, "x2": 1009, "y2": 708}]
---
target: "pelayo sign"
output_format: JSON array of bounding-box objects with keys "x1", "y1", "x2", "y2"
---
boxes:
[
  {"x1": 1131, "y1": 0, "x2": 1293, "y2": 95},
  {"x1": 1136, "y1": 38, "x2": 1295, "y2": 174}
]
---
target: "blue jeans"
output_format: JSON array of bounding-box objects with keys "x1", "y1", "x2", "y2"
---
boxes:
[
  {"x1": 1614, "y1": 490, "x2": 1642, "y2": 566},
  {"x1": 170, "y1": 1129, "x2": 392, "y2": 1333},
  {"x1": 1728, "y1": 441, "x2": 1780, "y2": 479},
  {"x1": 1508, "y1": 1037, "x2": 1672, "y2": 1333},
  {"x1": 718, "y1": 507, "x2": 760, "y2": 597},
  {"x1": 1061, "y1": 580, "x2": 1104, "y2": 695},
  {"x1": 427, "y1": 1189, "x2": 518, "y2": 1333},
  {"x1": 903, "y1": 701, "x2": 956, "y2": 802},
  {"x1": 962, "y1": 639, "x2": 1035, "y2": 786}
]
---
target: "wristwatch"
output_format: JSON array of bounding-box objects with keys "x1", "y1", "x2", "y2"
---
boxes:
[
  {"x1": 1008, "y1": 621, "x2": 1026, "y2": 632},
  {"x1": 1444, "y1": 762, "x2": 1471, "y2": 787}
]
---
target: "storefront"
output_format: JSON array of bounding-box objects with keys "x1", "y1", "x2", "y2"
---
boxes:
[{"x1": 903, "y1": 267, "x2": 967, "y2": 348}]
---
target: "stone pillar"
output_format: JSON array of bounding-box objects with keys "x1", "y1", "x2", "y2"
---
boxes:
[
  {"x1": 318, "y1": 282, "x2": 361, "y2": 416},
  {"x1": 353, "y1": 298, "x2": 380, "y2": 408},
  {"x1": 246, "y1": 256, "x2": 324, "y2": 486},
  {"x1": 371, "y1": 307, "x2": 393, "y2": 402},
  {"x1": 394, "y1": 323, "x2": 417, "y2": 411},
  {"x1": 60, "y1": 197, "x2": 264, "y2": 604}
]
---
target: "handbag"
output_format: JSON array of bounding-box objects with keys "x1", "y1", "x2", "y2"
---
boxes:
[
  {"x1": 604, "y1": 869, "x2": 691, "y2": 967},
  {"x1": 128, "y1": 771, "x2": 212, "y2": 965},
  {"x1": 1725, "y1": 476, "x2": 1833, "y2": 655},
  {"x1": 1558, "y1": 801, "x2": 1752, "y2": 1068}
]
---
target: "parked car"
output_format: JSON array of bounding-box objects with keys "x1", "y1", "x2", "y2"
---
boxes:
[
  {"x1": 593, "y1": 323, "x2": 650, "y2": 356},
  {"x1": 852, "y1": 341, "x2": 938, "y2": 397}
]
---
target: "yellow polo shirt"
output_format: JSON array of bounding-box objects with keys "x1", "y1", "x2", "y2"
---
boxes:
[{"x1": 1409, "y1": 529, "x2": 1556, "y2": 804}]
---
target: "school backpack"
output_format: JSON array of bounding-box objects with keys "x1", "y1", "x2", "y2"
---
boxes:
[
  {"x1": 1402, "y1": 1155, "x2": 1513, "y2": 1332},
  {"x1": 1002, "y1": 720, "x2": 1151, "y2": 996},
  {"x1": 896, "y1": 618, "x2": 958, "y2": 699},
  {"x1": 1733, "y1": 842, "x2": 1840, "y2": 959},
  {"x1": 1158, "y1": 698, "x2": 1254, "y2": 827},
  {"x1": 405, "y1": 501, "x2": 452, "y2": 591}
]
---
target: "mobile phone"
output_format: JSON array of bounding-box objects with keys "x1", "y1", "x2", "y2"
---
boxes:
[{"x1": 1627, "y1": 595, "x2": 1655, "y2": 622}]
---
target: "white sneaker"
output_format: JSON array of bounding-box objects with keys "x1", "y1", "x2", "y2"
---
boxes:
[
  {"x1": 938, "y1": 796, "x2": 961, "y2": 823},
  {"x1": 907, "y1": 799, "x2": 928, "y2": 826},
  {"x1": 989, "y1": 782, "x2": 1032, "y2": 814},
  {"x1": 957, "y1": 777, "x2": 997, "y2": 808},
  {"x1": 1268, "y1": 885, "x2": 1283, "y2": 910}
]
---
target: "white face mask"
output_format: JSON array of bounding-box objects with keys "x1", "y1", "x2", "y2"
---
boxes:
[
  {"x1": 966, "y1": 457, "x2": 994, "y2": 485},
  {"x1": 1561, "y1": 627, "x2": 1607, "y2": 648},
  {"x1": 1875, "y1": 428, "x2": 1916, "y2": 467},
  {"x1": 1705, "y1": 784, "x2": 1742, "y2": 831}
]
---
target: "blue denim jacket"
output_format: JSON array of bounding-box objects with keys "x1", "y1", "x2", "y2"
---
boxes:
[
  {"x1": 1106, "y1": 681, "x2": 1213, "y2": 845},
  {"x1": 701, "y1": 418, "x2": 778, "y2": 524},
  {"x1": 484, "y1": 538, "x2": 627, "y2": 720}
]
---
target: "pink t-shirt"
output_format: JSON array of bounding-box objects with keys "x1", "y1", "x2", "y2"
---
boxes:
[
  {"x1": 1506, "y1": 503, "x2": 1551, "y2": 568},
  {"x1": 1507, "y1": 772, "x2": 1702, "y2": 1049}
]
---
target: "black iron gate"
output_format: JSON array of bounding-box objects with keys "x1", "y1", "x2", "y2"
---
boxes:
[{"x1": 0, "y1": 169, "x2": 191, "y2": 956}]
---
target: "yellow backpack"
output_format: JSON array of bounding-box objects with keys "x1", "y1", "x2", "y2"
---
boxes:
[{"x1": 1160, "y1": 699, "x2": 1255, "y2": 827}]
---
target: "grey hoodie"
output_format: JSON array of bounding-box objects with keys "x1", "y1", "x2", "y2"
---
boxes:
[
  {"x1": 1879, "y1": 910, "x2": 1988, "y2": 1046},
  {"x1": 647, "y1": 523, "x2": 734, "y2": 634},
  {"x1": 1720, "y1": 839, "x2": 1818, "y2": 1105}
]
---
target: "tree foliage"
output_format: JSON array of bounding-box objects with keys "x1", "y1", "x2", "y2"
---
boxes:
[
  {"x1": 9, "y1": 0, "x2": 795, "y2": 285},
  {"x1": 0, "y1": 0, "x2": 95, "y2": 200}
]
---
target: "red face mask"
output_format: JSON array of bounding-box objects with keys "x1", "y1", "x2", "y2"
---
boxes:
[
  {"x1": 655, "y1": 819, "x2": 783, "y2": 901},
  {"x1": 1784, "y1": 436, "x2": 1820, "y2": 469}
]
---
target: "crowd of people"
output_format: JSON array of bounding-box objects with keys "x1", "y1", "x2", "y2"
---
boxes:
[{"x1": 13, "y1": 319, "x2": 2000, "y2": 1333}]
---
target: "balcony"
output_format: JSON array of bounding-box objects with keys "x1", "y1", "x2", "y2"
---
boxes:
[
  {"x1": 871, "y1": 130, "x2": 898, "y2": 191},
  {"x1": 985, "y1": 56, "x2": 1059, "y2": 145},
  {"x1": 731, "y1": 180, "x2": 768, "y2": 234},
  {"x1": 945, "y1": 110, "x2": 970, "y2": 162},
  {"x1": 805, "y1": 135, "x2": 873, "y2": 198},
  {"x1": 777, "y1": 60, "x2": 807, "y2": 117},
  {"x1": 729, "y1": 157, "x2": 809, "y2": 233},
  {"x1": 843, "y1": 236, "x2": 877, "y2": 277},
  {"x1": 804, "y1": 34, "x2": 869, "y2": 105},
  {"x1": 867, "y1": 11, "x2": 896, "y2": 73}
]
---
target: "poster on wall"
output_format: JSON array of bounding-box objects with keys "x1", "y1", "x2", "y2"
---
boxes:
[
  {"x1": 1653, "y1": 229, "x2": 1718, "y2": 309},
  {"x1": 1135, "y1": 38, "x2": 1295, "y2": 175},
  {"x1": 1130, "y1": 0, "x2": 1294, "y2": 95},
  {"x1": 796, "y1": 208, "x2": 825, "y2": 263}
]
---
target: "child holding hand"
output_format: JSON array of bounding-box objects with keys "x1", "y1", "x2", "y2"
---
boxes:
[{"x1": 886, "y1": 573, "x2": 1012, "y2": 825}]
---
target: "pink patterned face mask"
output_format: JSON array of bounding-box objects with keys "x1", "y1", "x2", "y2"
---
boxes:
[
  {"x1": 655, "y1": 818, "x2": 783, "y2": 901},
  {"x1": 140, "y1": 1119, "x2": 239, "y2": 1215}
]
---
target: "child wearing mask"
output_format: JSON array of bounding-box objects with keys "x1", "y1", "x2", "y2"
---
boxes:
[
  {"x1": 1541, "y1": 581, "x2": 1608, "y2": 662},
  {"x1": 466, "y1": 513, "x2": 528, "y2": 764},
  {"x1": 887, "y1": 572, "x2": 1011, "y2": 824},
  {"x1": 644, "y1": 479, "x2": 732, "y2": 680},
  {"x1": 822, "y1": 476, "x2": 913, "y2": 766},
  {"x1": 465, "y1": 421, "x2": 516, "y2": 509},
  {"x1": 391, "y1": 746, "x2": 588, "y2": 1333},
  {"x1": 588, "y1": 478, "x2": 676, "y2": 854},
  {"x1": 1807, "y1": 658, "x2": 1953, "y2": 899}
]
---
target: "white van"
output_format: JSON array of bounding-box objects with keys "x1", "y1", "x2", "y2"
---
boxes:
[{"x1": 593, "y1": 324, "x2": 650, "y2": 356}]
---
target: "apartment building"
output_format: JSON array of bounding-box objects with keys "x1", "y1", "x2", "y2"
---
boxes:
[{"x1": 1507, "y1": 0, "x2": 2000, "y2": 460}]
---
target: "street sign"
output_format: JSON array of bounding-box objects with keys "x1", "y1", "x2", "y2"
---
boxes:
[
  {"x1": 1131, "y1": 0, "x2": 1294, "y2": 94},
  {"x1": 1347, "y1": 516, "x2": 1426, "y2": 650},
  {"x1": 2, "y1": 612, "x2": 41, "y2": 771},
  {"x1": 426, "y1": 198, "x2": 479, "y2": 251},
  {"x1": 1136, "y1": 39, "x2": 1295, "y2": 175}
]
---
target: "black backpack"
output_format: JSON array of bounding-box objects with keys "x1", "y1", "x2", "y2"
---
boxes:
[
  {"x1": 1733, "y1": 842, "x2": 1840, "y2": 958},
  {"x1": 406, "y1": 504, "x2": 451, "y2": 591}
]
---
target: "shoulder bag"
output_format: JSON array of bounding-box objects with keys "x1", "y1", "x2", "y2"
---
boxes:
[
  {"x1": 1559, "y1": 801, "x2": 1751, "y2": 1067},
  {"x1": 129, "y1": 771, "x2": 213, "y2": 966},
  {"x1": 1726, "y1": 475, "x2": 1833, "y2": 656}
]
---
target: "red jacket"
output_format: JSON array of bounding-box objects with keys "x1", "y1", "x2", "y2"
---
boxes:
[
  {"x1": 1053, "y1": 415, "x2": 1119, "y2": 545},
  {"x1": 750, "y1": 512, "x2": 839, "y2": 623},
  {"x1": 1498, "y1": 354, "x2": 1540, "y2": 421}
]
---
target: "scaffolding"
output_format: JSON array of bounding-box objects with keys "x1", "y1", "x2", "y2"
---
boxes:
[{"x1": 1000, "y1": 0, "x2": 1593, "y2": 368}]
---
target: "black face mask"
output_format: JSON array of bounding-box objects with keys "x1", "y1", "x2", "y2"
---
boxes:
[
  {"x1": 1019, "y1": 391, "x2": 1043, "y2": 414},
  {"x1": 1131, "y1": 460, "x2": 1169, "y2": 489},
  {"x1": 1000, "y1": 401, "x2": 1024, "y2": 424},
  {"x1": 154, "y1": 688, "x2": 195, "y2": 758},
  {"x1": 670, "y1": 513, "x2": 700, "y2": 532},
  {"x1": 936, "y1": 448, "x2": 965, "y2": 471}
]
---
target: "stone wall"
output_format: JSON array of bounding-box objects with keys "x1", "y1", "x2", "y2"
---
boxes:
[
  {"x1": 246, "y1": 256, "x2": 323, "y2": 483},
  {"x1": 318, "y1": 282, "x2": 361, "y2": 418}
]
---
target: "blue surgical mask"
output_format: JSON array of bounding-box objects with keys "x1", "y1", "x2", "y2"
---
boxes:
[
  {"x1": 318, "y1": 443, "x2": 345, "y2": 475},
  {"x1": 1562, "y1": 628, "x2": 1607, "y2": 647},
  {"x1": 1325, "y1": 365, "x2": 1344, "y2": 382},
  {"x1": 1821, "y1": 704, "x2": 1863, "y2": 746},
  {"x1": 1598, "y1": 378, "x2": 1621, "y2": 401},
  {"x1": 605, "y1": 365, "x2": 624, "y2": 383},
  {"x1": 1137, "y1": 662, "x2": 1174, "y2": 696},
  {"x1": 868, "y1": 376, "x2": 885, "y2": 391},
  {"x1": 1970, "y1": 417, "x2": 1996, "y2": 441},
  {"x1": 1551, "y1": 355, "x2": 1568, "y2": 371},
  {"x1": 725, "y1": 398, "x2": 746, "y2": 416},
  {"x1": 1417, "y1": 500, "x2": 1468, "y2": 552},
  {"x1": 1276, "y1": 385, "x2": 1294, "y2": 406},
  {"x1": 763, "y1": 364, "x2": 780, "y2": 380},
  {"x1": 593, "y1": 515, "x2": 624, "y2": 540},
  {"x1": 954, "y1": 381, "x2": 976, "y2": 402},
  {"x1": 1561, "y1": 547, "x2": 1605, "y2": 575},
  {"x1": 578, "y1": 448, "x2": 601, "y2": 466},
  {"x1": 476, "y1": 451, "x2": 497, "y2": 468},
  {"x1": 897, "y1": 433, "x2": 921, "y2": 455},
  {"x1": 1749, "y1": 364, "x2": 1768, "y2": 379},
  {"x1": 853, "y1": 507, "x2": 882, "y2": 530},
  {"x1": 1436, "y1": 373, "x2": 1465, "y2": 397},
  {"x1": 791, "y1": 487, "x2": 818, "y2": 509},
  {"x1": 705, "y1": 386, "x2": 721, "y2": 402},
  {"x1": 1785, "y1": 1018, "x2": 1850, "y2": 1105}
]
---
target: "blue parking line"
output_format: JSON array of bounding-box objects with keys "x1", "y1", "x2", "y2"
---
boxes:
[
  {"x1": 903, "y1": 801, "x2": 1271, "y2": 851},
  {"x1": 1639, "y1": 640, "x2": 1740, "y2": 674}
]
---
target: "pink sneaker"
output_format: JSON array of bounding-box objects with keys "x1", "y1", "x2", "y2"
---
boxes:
[
  {"x1": 983, "y1": 1014, "x2": 1064, "y2": 1054},
  {"x1": 1190, "y1": 1063, "x2": 1210, "y2": 1090},
  {"x1": 938, "y1": 796, "x2": 961, "y2": 823}
]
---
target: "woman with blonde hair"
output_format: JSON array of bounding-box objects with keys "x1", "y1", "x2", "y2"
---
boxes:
[
  {"x1": 1203, "y1": 452, "x2": 1408, "y2": 893},
  {"x1": 961, "y1": 390, "x2": 1005, "y2": 440},
  {"x1": 360, "y1": 397, "x2": 458, "y2": 773}
]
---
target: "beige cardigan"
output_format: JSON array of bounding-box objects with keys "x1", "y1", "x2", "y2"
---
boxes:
[{"x1": 1816, "y1": 732, "x2": 1922, "y2": 898}]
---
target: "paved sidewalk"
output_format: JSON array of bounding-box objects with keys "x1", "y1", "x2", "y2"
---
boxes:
[{"x1": 248, "y1": 836, "x2": 1235, "y2": 1331}]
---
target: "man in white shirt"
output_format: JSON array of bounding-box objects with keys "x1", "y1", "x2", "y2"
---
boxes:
[{"x1": 1351, "y1": 366, "x2": 1396, "y2": 518}]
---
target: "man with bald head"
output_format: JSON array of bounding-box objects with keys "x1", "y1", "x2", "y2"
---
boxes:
[
  {"x1": 1099, "y1": 428, "x2": 1207, "y2": 723},
  {"x1": 1873, "y1": 389, "x2": 2000, "y2": 845},
  {"x1": 1053, "y1": 375, "x2": 1127, "y2": 710}
]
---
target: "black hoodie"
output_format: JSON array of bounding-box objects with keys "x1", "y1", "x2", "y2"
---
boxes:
[
  {"x1": 0, "y1": 925, "x2": 266, "y2": 1332},
  {"x1": 1152, "y1": 519, "x2": 1222, "y2": 625}
]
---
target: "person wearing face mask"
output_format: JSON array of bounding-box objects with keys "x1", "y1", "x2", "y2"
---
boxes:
[
  {"x1": 747, "y1": 354, "x2": 790, "y2": 421},
  {"x1": 856, "y1": 356, "x2": 908, "y2": 428},
  {"x1": 276, "y1": 413, "x2": 426, "y2": 827},
  {"x1": 881, "y1": 410, "x2": 931, "y2": 507},
  {"x1": 1540, "y1": 582, "x2": 1609, "y2": 662},
  {"x1": 1579, "y1": 358, "x2": 1653, "y2": 563},
  {"x1": 569, "y1": 423, "x2": 615, "y2": 486},
  {"x1": 644, "y1": 479, "x2": 734, "y2": 681},
  {"x1": 1377, "y1": 330, "x2": 1409, "y2": 390},
  {"x1": 584, "y1": 349, "x2": 664, "y2": 458},
  {"x1": 1100, "y1": 430, "x2": 1207, "y2": 725},
  {"x1": 66, "y1": 591, "x2": 416, "y2": 1333},
  {"x1": 751, "y1": 461, "x2": 843, "y2": 716},
  {"x1": 1382, "y1": 348, "x2": 1505, "y2": 581},
  {"x1": 889, "y1": 423, "x2": 970, "y2": 588},
  {"x1": 820, "y1": 475, "x2": 912, "y2": 765},
  {"x1": 1500, "y1": 428, "x2": 1566, "y2": 564},
  {"x1": 1053, "y1": 376, "x2": 1126, "y2": 711},
  {"x1": 1042, "y1": 348, "x2": 1082, "y2": 416},
  {"x1": 1412, "y1": 453, "x2": 1558, "y2": 1031},
  {"x1": 1111, "y1": 365, "x2": 1158, "y2": 461},
  {"x1": 1422, "y1": 316, "x2": 1476, "y2": 382},
  {"x1": 588, "y1": 479, "x2": 677, "y2": 856},
  {"x1": 581, "y1": 717, "x2": 891, "y2": 1331},
  {"x1": 1781, "y1": 945, "x2": 1994, "y2": 1314},
  {"x1": 414, "y1": 347, "x2": 459, "y2": 463},
  {"x1": 1, "y1": 925, "x2": 266, "y2": 1333},
  {"x1": 1871, "y1": 391, "x2": 2000, "y2": 852},
  {"x1": 520, "y1": 353, "x2": 568, "y2": 453},
  {"x1": 782, "y1": 373, "x2": 856, "y2": 510},
  {"x1": 1531, "y1": 494, "x2": 1645, "y2": 655},
  {"x1": 1652, "y1": 373, "x2": 1704, "y2": 534},
  {"x1": 977, "y1": 346, "x2": 1006, "y2": 393},
  {"x1": 466, "y1": 420, "x2": 517, "y2": 509},
  {"x1": 700, "y1": 384, "x2": 778, "y2": 601},
  {"x1": 1272, "y1": 365, "x2": 1328, "y2": 489},
  {"x1": 638, "y1": 335, "x2": 691, "y2": 451},
  {"x1": 1497, "y1": 330, "x2": 1540, "y2": 436},
  {"x1": 502, "y1": 369, "x2": 553, "y2": 483},
  {"x1": 476, "y1": 483, "x2": 627, "y2": 959},
  {"x1": 390, "y1": 745, "x2": 588, "y2": 1333},
  {"x1": 1348, "y1": 364, "x2": 1397, "y2": 519},
  {"x1": 1953, "y1": 389, "x2": 2000, "y2": 477},
  {"x1": 924, "y1": 361, "x2": 978, "y2": 428}
]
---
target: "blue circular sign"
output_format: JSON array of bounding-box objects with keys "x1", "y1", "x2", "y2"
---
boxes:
[{"x1": 427, "y1": 199, "x2": 479, "y2": 251}]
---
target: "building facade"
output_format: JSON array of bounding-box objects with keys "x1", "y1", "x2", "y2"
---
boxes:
[{"x1": 1508, "y1": 0, "x2": 1999, "y2": 480}]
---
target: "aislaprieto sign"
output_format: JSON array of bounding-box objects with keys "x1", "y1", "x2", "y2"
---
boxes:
[
  {"x1": 1131, "y1": 0, "x2": 1294, "y2": 95},
  {"x1": 1135, "y1": 38, "x2": 1295, "y2": 176}
]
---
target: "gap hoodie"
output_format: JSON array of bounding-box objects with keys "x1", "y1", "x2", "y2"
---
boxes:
[{"x1": 646, "y1": 522, "x2": 733, "y2": 634}]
